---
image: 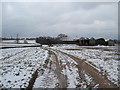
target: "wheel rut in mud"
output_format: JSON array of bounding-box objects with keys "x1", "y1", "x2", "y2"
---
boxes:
[
  {"x1": 59, "y1": 50, "x2": 117, "y2": 88},
  {"x1": 28, "y1": 49, "x2": 68, "y2": 88},
  {"x1": 49, "y1": 50, "x2": 68, "y2": 88},
  {"x1": 27, "y1": 47, "x2": 118, "y2": 88}
]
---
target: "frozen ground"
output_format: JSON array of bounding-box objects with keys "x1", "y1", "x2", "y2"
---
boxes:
[
  {"x1": 1, "y1": 40, "x2": 36, "y2": 44},
  {"x1": 33, "y1": 48, "x2": 96, "y2": 88},
  {"x1": 51, "y1": 44, "x2": 119, "y2": 86},
  {"x1": 0, "y1": 47, "x2": 48, "y2": 88},
  {"x1": 0, "y1": 43, "x2": 119, "y2": 88},
  {"x1": 0, "y1": 40, "x2": 38, "y2": 48}
]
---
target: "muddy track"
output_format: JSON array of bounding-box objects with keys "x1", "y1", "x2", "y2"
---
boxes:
[
  {"x1": 26, "y1": 69, "x2": 38, "y2": 89},
  {"x1": 58, "y1": 50, "x2": 117, "y2": 88},
  {"x1": 28, "y1": 47, "x2": 118, "y2": 88},
  {"x1": 27, "y1": 48, "x2": 67, "y2": 88},
  {"x1": 47, "y1": 49, "x2": 68, "y2": 88}
]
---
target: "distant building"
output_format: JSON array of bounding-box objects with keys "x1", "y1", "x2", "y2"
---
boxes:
[
  {"x1": 60, "y1": 37, "x2": 73, "y2": 41},
  {"x1": 79, "y1": 37, "x2": 85, "y2": 46},
  {"x1": 36, "y1": 36, "x2": 115, "y2": 46},
  {"x1": 107, "y1": 39, "x2": 115, "y2": 46},
  {"x1": 78, "y1": 37, "x2": 90, "y2": 46},
  {"x1": 89, "y1": 37, "x2": 96, "y2": 46},
  {"x1": 96, "y1": 38, "x2": 106, "y2": 45}
]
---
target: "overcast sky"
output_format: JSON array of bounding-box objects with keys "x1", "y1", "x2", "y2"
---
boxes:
[{"x1": 2, "y1": 2, "x2": 118, "y2": 39}]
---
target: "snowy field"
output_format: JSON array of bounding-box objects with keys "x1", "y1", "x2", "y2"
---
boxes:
[
  {"x1": 51, "y1": 44, "x2": 119, "y2": 86},
  {"x1": 0, "y1": 43, "x2": 119, "y2": 88},
  {"x1": 0, "y1": 47, "x2": 48, "y2": 88},
  {"x1": 1, "y1": 40, "x2": 36, "y2": 44},
  {"x1": 33, "y1": 48, "x2": 96, "y2": 88},
  {"x1": 0, "y1": 40, "x2": 38, "y2": 48}
]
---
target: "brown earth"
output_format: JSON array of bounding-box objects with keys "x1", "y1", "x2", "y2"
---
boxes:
[
  {"x1": 60, "y1": 50, "x2": 118, "y2": 88},
  {"x1": 27, "y1": 47, "x2": 118, "y2": 89}
]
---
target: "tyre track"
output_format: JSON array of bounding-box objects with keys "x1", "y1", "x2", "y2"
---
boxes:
[
  {"x1": 32, "y1": 49, "x2": 67, "y2": 88},
  {"x1": 59, "y1": 50, "x2": 117, "y2": 88},
  {"x1": 47, "y1": 49, "x2": 68, "y2": 88},
  {"x1": 32, "y1": 47, "x2": 118, "y2": 88},
  {"x1": 49, "y1": 48, "x2": 87, "y2": 88}
]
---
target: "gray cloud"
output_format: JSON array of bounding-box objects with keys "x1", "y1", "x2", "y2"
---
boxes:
[{"x1": 2, "y1": 2, "x2": 118, "y2": 39}]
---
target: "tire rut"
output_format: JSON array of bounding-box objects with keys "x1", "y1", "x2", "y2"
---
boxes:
[
  {"x1": 30, "y1": 48, "x2": 67, "y2": 88},
  {"x1": 60, "y1": 50, "x2": 117, "y2": 88},
  {"x1": 48, "y1": 49, "x2": 68, "y2": 88}
]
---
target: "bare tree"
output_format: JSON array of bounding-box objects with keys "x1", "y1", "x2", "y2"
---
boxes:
[{"x1": 57, "y1": 34, "x2": 68, "y2": 40}]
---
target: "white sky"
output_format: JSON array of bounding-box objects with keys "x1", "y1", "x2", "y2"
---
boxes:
[
  {"x1": 1, "y1": 0, "x2": 119, "y2": 39},
  {"x1": 1, "y1": 0, "x2": 120, "y2": 2}
]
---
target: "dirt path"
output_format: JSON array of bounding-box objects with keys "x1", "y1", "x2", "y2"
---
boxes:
[
  {"x1": 32, "y1": 49, "x2": 67, "y2": 88},
  {"x1": 30, "y1": 47, "x2": 118, "y2": 88},
  {"x1": 48, "y1": 48, "x2": 94, "y2": 88},
  {"x1": 27, "y1": 69, "x2": 38, "y2": 89},
  {"x1": 49, "y1": 50, "x2": 67, "y2": 88},
  {"x1": 59, "y1": 50, "x2": 117, "y2": 88}
]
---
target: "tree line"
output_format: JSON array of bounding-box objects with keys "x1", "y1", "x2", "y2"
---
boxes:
[{"x1": 36, "y1": 34, "x2": 119, "y2": 46}]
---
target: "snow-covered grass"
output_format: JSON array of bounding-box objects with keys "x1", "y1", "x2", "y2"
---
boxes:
[
  {"x1": 2, "y1": 40, "x2": 36, "y2": 44},
  {"x1": 51, "y1": 49, "x2": 96, "y2": 88},
  {"x1": 51, "y1": 44, "x2": 119, "y2": 86},
  {"x1": 1, "y1": 48, "x2": 27, "y2": 60},
  {"x1": 55, "y1": 51, "x2": 80, "y2": 88},
  {"x1": 0, "y1": 47, "x2": 48, "y2": 88},
  {"x1": 62, "y1": 65, "x2": 81, "y2": 88},
  {"x1": 34, "y1": 69, "x2": 58, "y2": 88},
  {"x1": 0, "y1": 40, "x2": 38, "y2": 48},
  {"x1": 1, "y1": 44, "x2": 119, "y2": 88},
  {"x1": 33, "y1": 51, "x2": 59, "y2": 88}
]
